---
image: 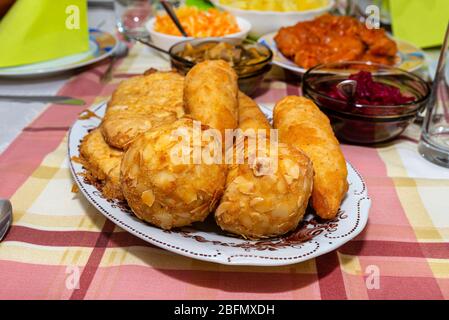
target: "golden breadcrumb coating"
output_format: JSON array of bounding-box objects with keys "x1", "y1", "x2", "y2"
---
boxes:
[
  {"x1": 78, "y1": 128, "x2": 124, "y2": 200},
  {"x1": 237, "y1": 92, "x2": 271, "y2": 132},
  {"x1": 101, "y1": 71, "x2": 185, "y2": 149},
  {"x1": 184, "y1": 60, "x2": 239, "y2": 138},
  {"x1": 273, "y1": 96, "x2": 348, "y2": 219},
  {"x1": 121, "y1": 118, "x2": 226, "y2": 230},
  {"x1": 101, "y1": 109, "x2": 177, "y2": 150},
  {"x1": 215, "y1": 93, "x2": 314, "y2": 239}
]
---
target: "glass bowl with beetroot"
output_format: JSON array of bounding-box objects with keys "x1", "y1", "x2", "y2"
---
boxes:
[{"x1": 302, "y1": 61, "x2": 431, "y2": 144}]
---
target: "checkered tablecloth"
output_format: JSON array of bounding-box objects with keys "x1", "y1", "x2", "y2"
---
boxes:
[{"x1": 0, "y1": 43, "x2": 448, "y2": 300}]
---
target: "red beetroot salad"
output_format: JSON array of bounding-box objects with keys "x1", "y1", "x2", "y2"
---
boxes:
[{"x1": 324, "y1": 71, "x2": 415, "y2": 106}]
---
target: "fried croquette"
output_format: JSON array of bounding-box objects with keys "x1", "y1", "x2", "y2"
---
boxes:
[
  {"x1": 215, "y1": 93, "x2": 314, "y2": 239},
  {"x1": 184, "y1": 60, "x2": 239, "y2": 138},
  {"x1": 78, "y1": 128, "x2": 124, "y2": 200},
  {"x1": 273, "y1": 96, "x2": 348, "y2": 219},
  {"x1": 101, "y1": 71, "x2": 185, "y2": 149},
  {"x1": 120, "y1": 118, "x2": 227, "y2": 230},
  {"x1": 237, "y1": 92, "x2": 271, "y2": 132}
]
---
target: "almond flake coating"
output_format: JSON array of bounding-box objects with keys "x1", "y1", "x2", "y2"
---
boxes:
[
  {"x1": 121, "y1": 118, "x2": 226, "y2": 230},
  {"x1": 101, "y1": 71, "x2": 185, "y2": 149}
]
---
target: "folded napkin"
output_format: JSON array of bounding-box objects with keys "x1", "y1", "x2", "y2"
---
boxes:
[
  {"x1": 390, "y1": 0, "x2": 448, "y2": 48},
  {"x1": 0, "y1": 0, "x2": 89, "y2": 68},
  {"x1": 186, "y1": 0, "x2": 214, "y2": 10}
]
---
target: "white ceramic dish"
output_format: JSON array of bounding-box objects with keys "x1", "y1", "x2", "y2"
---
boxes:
[
  {"x1": 68, "y1": 101, "x2": 371, "y2": 266},
  {"x1": 211, "y1": 0, "x2": 334, "y2": 38},
  {"x1": 145, "y1": 16, "x2": 251, "y2": 52},
  {"x1": 0, "y1": 29, "x2": 118, "y2": 78}
]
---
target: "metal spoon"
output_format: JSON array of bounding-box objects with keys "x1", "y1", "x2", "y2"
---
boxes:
[
  {"x1": 100, "y1": 41, "x2": 129, "y2": 83},
  {"x1": 130, "y1": 36, "x2": 193, "y2": 65},
  {"x1": 336, "y1": 79, "x2": 357, "y2": 100},
  {"x1": 0, "y1": 199, "x2": 12, "y2": 242},
  {"x1": 160, "y1": 0, "x2": 188, "y2": 37},
  {"x1": 336, "y1": 79, "x2": 361, "y2": 107},
  {"x1": 130, "y1": 35, "x2": 171, "y2": 55}
]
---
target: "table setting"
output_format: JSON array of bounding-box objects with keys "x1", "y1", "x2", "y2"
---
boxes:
[{"x1": 0, "y1": 0, "x2": 449, "y2": 301}]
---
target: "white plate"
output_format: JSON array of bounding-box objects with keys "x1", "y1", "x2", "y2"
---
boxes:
[
  {"x1": 0, "y1": 29, "x2": 118, "y2": 78},
  {"x1": 68, "y1": 101, "x2": 371, "y2": 266},
  {"x1": 258, "y1": 32, "x2": 426, "y2": 75}
]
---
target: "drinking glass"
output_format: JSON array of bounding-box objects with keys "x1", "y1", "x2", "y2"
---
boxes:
[
  {"x1": 152, "y1": 0, "x2": 184, "y2": 12},
  {"x1": 418, "y1": 23, "x2": 449, "y2": 168},
  {"x1": 114, "y1": 0, "x2": 153, "y2": 37}
]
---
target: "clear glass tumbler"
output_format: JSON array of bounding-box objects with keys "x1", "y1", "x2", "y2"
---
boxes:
[
  {"x1": 418, "y1": 23, "x2": 449, "y2": 168},
  {"x1": 114, "y1": 0, "x2": 153, "y2": 37},
  {"x1": 152, "y1": 0, "x2": 185, "y2": 13}
]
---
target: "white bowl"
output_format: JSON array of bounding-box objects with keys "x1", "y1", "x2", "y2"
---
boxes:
[
  {"x1": 211, "y1": 0, "x2": 334, "y2": 38},
  {"x1": 145, "y1": 16, "x2": 251, "y2": 52}
]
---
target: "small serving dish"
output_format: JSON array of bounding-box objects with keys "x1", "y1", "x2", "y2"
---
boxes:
[
  {"x1": 145, "y1": 15, "x2": 251, "y2": 52},
  {"x1": 302, "y1": 61, "x2": 431, "y2": 144},
  {"x1": 169, "y1": 38, "x2": 273, "y2": 96}
]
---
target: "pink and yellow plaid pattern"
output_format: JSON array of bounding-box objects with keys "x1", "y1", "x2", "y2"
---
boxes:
[{"x1": 0, "y1": 44, "x2": 448, "y2": 300}]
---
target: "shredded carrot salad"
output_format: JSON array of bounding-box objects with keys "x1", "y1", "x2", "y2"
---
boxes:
[{"x1": 154, "y1": 7, "x2": 240, "y2": 37}]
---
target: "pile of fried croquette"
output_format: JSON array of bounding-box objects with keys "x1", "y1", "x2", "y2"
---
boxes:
[{"x1": 77, "y1": 61, "x2": 348, "y2": 239}]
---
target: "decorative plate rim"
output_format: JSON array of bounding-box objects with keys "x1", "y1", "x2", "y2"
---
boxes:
[{"x1": 68, "y1": 101, "x2": 371, "y2": 266}]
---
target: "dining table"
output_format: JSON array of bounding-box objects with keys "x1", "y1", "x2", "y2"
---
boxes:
[{"x1": 0, "y1": 5, "x2": 448, "y2": 300}]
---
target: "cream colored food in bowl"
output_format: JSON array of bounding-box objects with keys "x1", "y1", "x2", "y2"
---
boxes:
[
  {"x1": 146, "y1": 16, "x2": 251, "y2": 52},
  {"x1": 211, "y1": 0, "x2": 334, "y2": 38}
]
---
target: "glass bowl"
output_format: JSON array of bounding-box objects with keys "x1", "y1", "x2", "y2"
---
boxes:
[
  {"x1": 302, "y1": 61, "x2": 431, "y2": 144},
  {"x1": 169, "y1": 37, "x2": 273, "y2": 96}
]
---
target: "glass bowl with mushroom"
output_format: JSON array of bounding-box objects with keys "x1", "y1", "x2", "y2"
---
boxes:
[{"x1": 169, "y1": 37, "x2": 273, "y2": 96}]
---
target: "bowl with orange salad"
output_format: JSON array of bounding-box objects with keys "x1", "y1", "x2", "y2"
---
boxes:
[{"x1": 145, "y1": 6, "x2": 251, "y2": 52}]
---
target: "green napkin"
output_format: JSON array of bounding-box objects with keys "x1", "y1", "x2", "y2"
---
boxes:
[
  {"x1": 389, "y1": 0, "x2": 448, "y2": 48},
  {"x1": 186, "y1": 0, "x2": 214, "y2": 10},
  {"x1": 0, "y1": 0, "x2": 89, "y2": 68}
]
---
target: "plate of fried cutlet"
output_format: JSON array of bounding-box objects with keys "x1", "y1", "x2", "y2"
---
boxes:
[
  {"x1": 258, "y1": 14, "x2": 426, "y2": 75},
  {"x1": 69, "y1": 61, "x2": 371, "y2": 266}
]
